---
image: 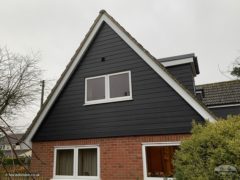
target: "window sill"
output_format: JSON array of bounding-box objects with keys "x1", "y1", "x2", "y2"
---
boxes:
[
  {"x1": 51, "y1": 177, "x2": 100, "y2": 180},
  {"x1": 145, "y1": 177, "x2": 175, "y2": 180},
  {"x1": 84, "y1": 97, "x2": 133, "y2": 106}
]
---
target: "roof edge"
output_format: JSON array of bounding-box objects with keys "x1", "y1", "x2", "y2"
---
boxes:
[{"x1": 158, "y1": 53, "x2": 195, "y2": 62}]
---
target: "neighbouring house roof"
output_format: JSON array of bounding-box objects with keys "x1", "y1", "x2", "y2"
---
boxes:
[
  {"x1": 0, "y1": 134, "x2": 24, "y2": 145},
  {"x1": 196, "y1": 80, "x2": 240, "y2": 106},
  {"x1": 22, "y1": 10, "x2": 216, "y2": 147},
  {"x1": 3, "y1": 149, "x2": 30, "y2": 157}
]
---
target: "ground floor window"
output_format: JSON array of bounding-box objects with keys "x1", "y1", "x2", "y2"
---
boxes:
[
  {"x1": 53, "y1": 145, "x2": 99, "y2": 179},
  {"x1": 78, "y1": 148, "x2": 97, "y2": 176},
  {"x1": 56, "y1": 149, "x2": 74, "y2": 176},
  {"x1": 142, "y1": 142, "x2": 180, "y2": 179}
]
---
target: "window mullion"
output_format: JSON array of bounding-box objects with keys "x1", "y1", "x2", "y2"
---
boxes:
[
  {"x1": 106, "y1": 75, "x2": 110, "y2": 100},
  {"x1": 74, "y1": 148, "x2": 78, "y2": 177},
  {"x1": 128, "y1": 71, "x2": 132, "y2": 98}
]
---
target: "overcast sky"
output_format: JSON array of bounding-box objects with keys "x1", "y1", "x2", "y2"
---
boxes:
[{"x1": 1, "y1": 0, "x2": 240, "y2": 130}]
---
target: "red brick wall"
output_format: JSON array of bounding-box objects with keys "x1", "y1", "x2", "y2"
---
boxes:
[{"x1": 31, "y1": 134, "x2": 190, "y2": 180}]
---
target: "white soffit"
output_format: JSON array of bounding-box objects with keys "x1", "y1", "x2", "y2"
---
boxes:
[{"x1": 161, "y1": 58, "x2": 194, "y2": 67}]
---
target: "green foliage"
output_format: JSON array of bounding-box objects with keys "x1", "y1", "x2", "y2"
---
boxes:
[
  {"x1": 231, "y1": 57, "x2": 240, "y2": 78},
  {"x1": 231, "y1": 66, "x2": 240, "y2": 78},
  {"x1": 174, "y1": 115, "x2": 240, "y2": 180}
]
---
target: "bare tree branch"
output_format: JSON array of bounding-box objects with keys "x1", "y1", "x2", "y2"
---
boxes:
[
  {"x1": 0, "y1": 47, "x2": 42, "y2": 120},
  {"x1": 0, "y1": 46, "x2": 42, "y2": 179}
]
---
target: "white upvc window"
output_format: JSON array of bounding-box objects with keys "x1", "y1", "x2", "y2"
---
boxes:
[
  {"x1": 52, "y1": 145, "x2": 100, "y2": 180},
  {"x1": 142, "y1": 142, "x2": 180, "y2": 180},
  {"x1": 85, "y1": 71, "x2": 132, "y2": 105}
]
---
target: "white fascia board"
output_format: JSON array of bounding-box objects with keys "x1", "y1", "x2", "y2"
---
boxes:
[
  {"x1": 208, "y1": 103, "x2": 240, "y2": 109},
  {"x1": 24, "y1": 13, "x2": 215, "y2": 147},
  {"x1": 162, "y1": 58, "x2": 193, "y2": 67}
]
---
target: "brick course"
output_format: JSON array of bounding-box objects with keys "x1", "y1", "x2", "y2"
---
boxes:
[{"x1": 31, "y1": 134, "x2": 190, "y2": 180}]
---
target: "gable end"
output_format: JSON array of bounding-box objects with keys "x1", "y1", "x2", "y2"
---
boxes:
[{"x1": 22, "y1": 10, "x2": 216, "y2": 147}]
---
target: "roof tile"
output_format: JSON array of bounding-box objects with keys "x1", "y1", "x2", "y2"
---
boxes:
[{"x1": 196, "y1": 80, "x2": 240, "y2": 106}]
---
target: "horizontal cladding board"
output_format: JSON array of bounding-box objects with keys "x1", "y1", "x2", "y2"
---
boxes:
[
  {"x1": 166, "y1": 64, "x2": 194, "y2": 92},
  {"x1": 33, "y1": 22, "x2": 203, "y2": 141},
  {"x1": 33, "y1": 126, "x2": 191, "y2": 141},
  {"x1": 78, "y1": 60, "x2": 144, "y2": 73},
  {"x1": 58, "y1": 87, "x2": 180, "y2": 99},
  {"x1": 87, "y1": 43, "x2": 128, "y2": 54},
  {"x1": 168, "y1": 69, "x2": 193, "y2": 76},
  {"x1": 83, "y1": 50, "x2": 136, "y2": 61},
  {"x1": 41, "y1": 124, "x2": 191, "y2": 134},
  {"x1": 211, "y1": 106, "x2": 240, "y2": 118},
  {"x1": 53, "y1": 95, "x2": 185, "y2": 109},
  {"x1": 47, "y1": 108, "x2": 197, "y2": 122},
  {"x1": 43, "y1": 119, "x2": 197, "y2": 133},
  {"x1": 86, "y1": 40, "x2": 133, "y2": 54},
  {"x1": 167, "y1": 64, "x2": 192, "y2": 71},
  {"x1": 52, "y1": 96, "x2": 194, "y2": 111},
  {"x1": 84, "y1": 48, "x2": 136, "y2": 59},
  {"x1": 63, "y1": 85, "x2": 177, "y2": 98},
  {"x1": 71, "y1": 70, "x2": 161, "y2": 83},
  {"x1": 93, "y1": 37, "x2": 126, "y2": 46},
  {"x1": 90, "y1": 40, "x2": 126, "y2": 50},
  {"x1": 38, "y1": 122, "x2": 192, "y2": 136},
  {"x1": 65, "y1": 79, "x2": 175, "y2": 93},
  {"x1": 45, "y1": 107, "x2": 198, "y2": 122},
  {"x1": 80, "y1": 53, "x2": 138, "y2": 65},
  {"x1": 93, "y1": 30, "x2": 119, "y2": 40}
]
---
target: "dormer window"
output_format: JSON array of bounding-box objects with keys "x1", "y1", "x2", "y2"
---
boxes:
[{"x1": 85, "y1": 71, "x2": 132, "y2": 105}]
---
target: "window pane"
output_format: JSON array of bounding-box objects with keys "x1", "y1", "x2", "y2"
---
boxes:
[
  {"x1": 56, "y1": 149, "x2": 74, "y2": 176},
  {"x1": 78, "y1": 149, "x2": 97, "y2": 176},
  {"x1": 87, "y1": 77, "x2": 105, "y2": 101},
  {"x1": 110, "y1": 73, "x2": 130, "y2": 98},
  {"x1": 146, "y1": 146, "x2": 178, "y2": 177}
]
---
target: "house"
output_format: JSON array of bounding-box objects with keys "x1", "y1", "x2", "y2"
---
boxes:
[
  {"x1": 0, "y1": 133, "x2": 31, "y2": 158},
  {"x1": 157, "y1": 54, "x2": 240, "y2": 118},
  {"x1": 196, "y1": 80, "x2": 240, "y2": 118},
  {"x1": 21, "y1": 10, "x2": 239, "y2": 180}
]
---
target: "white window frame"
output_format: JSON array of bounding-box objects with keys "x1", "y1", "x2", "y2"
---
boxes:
[
  {"x1": 142, "y1": 141, "x2": 180, "y2": 180},
  {"x1": 84, "y1": 71, "x2": 132, "y2": 105},
  {"x1": 52, "y1": 145, "x2": 100, "y2": 180}
]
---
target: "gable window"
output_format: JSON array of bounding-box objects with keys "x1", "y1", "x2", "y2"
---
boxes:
[
  {"x1": 142, "y1": 142, "x2": 180, "y2": 180},
  {"x1": 85, "y1": 71, "x2": 132, "y2": 105},
  {"x1": 87, "y1": 76, "x2": 105, "y2": 101},
  {"x1": 53, "y1": 146, "x2": 100, "y2": 179}
]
